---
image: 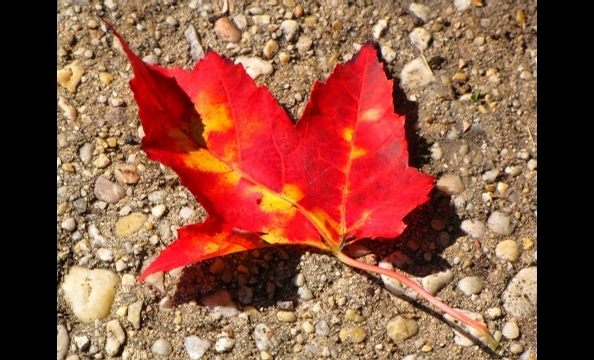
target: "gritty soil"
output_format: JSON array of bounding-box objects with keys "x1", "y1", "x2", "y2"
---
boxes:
[{"x1": 57, "y1": 1, "x2": 536, "y2": 359}]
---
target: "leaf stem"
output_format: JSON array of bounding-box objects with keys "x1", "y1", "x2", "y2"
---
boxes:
[{"x1": 335, "y1": 251, "x2": 500, "y2": 351}]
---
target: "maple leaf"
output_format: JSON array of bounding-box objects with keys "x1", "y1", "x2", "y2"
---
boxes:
[{"x1": 106, "y1": 21, "x2": 498, "y2": 350}]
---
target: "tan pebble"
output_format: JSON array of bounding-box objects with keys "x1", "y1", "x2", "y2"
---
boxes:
[
  {"x1": 107, "y1": 137, "x2": 118, "y2": 148},
  {"x1": 214, "y1": 17, "x2": 241, "y2": 43},
  {"x1": 522, "y1": 238, "x2": 534, "y2": 250},
  {"x1": 99, "y1": 72, "x2": 114, "y2": 85},
  {"x1": 58, "y1": 97, "x2": 77, "y2": 121},
  {"x1": 276, "y1": 311, "x2": 297, "y2": 322},
  {"x1": 304, "y1": 16, "x2": 318, "y2": 25},
  {"x1": 237, "y1": 264, "x2": 249, "y2": 273},
  {"x1": 345, "y1": 309, "x2": 365, "y2": 323},
  {"x1": 57, "y1": 203, "x2": 69, "y2": 215},
  {"x1": 301, "y1": 321, "x2": 314, "y2": 334},
  {"x1": 115, "y1": 163, "x2": 140, "y2": 184},
  {"x1": 57, "y1": 60, "x2": 85, "y2": 94},
  {"x1": 338, "y1": 328, "x2": 348, "y2": 341},
  {"x1": 294, "y1": 5, "x2": 303, "y2": 17},
  {"x1": 115, "y1": 212, "x2": 148, "y2": 237},
  {"x1": 145, "y1": 222, "x2": 153, "y2": 230},
  {"x1": 260, "y1": 351, "x2": 273, "y2": 360},
  {"x1": 479, "y1": 105, "x2": 489, "y2": 113},
  {"x1": 93, "y1": 153, "x2": 111, "y2": 168},
  {"x1": 332, "y1": 20, "x2": 342, "y2": 32},
  {"x1": 263, "y1": 39, "x2": 279, "y2": 59},
  {"x1": 421, "y1": 345, "x2": 433, "y2": 352},
  {"x1": 279, "y1": 52, "x2": 290, "y2": 65},
  {"x1": 496, "y1": 182, "x2": 509, "y2": 193},
  {"x1": 116, "y1": 306, "x2": 128, "y2": 317},
  {"x1": 516, "y1": 10, "x2": 526, "y2": 25},
  {"x1": 350, "y1": 327, "x2": 367, "y2": 343},
  {"x1": 386, "y1": 316, "x2": 419, "y2": 341},
  {"x1": 495, "y1": 240, "x2": 520, "y2": 262},
  {"x1": 174, "y1": 314, "x2": 182, "y2": 325},
  {"x1": 452, "y1": 72, "x2": 468, "y2": 82},
  {"x1": 62, "y1": 163, "x2": 75, "y2": 172}
]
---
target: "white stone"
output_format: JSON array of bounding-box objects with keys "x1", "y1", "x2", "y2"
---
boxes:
[
  {"x1": 400, "y1": 58, "x2": 434, "y2": 88},
  {"x1": 373, "y1": 19, "x2": 388, "y2": 39},
  {"x1": 445, "y1": 310, "x2": 486, "y2": 346},
  {"x1": 152, "y1": 338, "x2": 173, "y2": 356},
  {"x1": 436, "y1": 174, "x2": 465, "y2": 195},
  {"x1": 201, "y1": 289, "x2": 239, "y2": 317},
  {"x1": 235, "y1": 57, "x2": 273, "y2": 80},
  {"x1": 254, "y1": 324, "x2": 279, "y2": 351},
  {"x1": 409, "y1": 3, "x2": 430, "y2": 22},
  {"x1": 409, "y1": 27, "x2": 432, "y2": 52},
  {"x1": 61, "y1": 266, "x2": 120, "y2": 322},
  {"x1": 502, "y1": 321, "x2": 520, "y2": 339},
  {"x1": 457, "y1": 276, "x2": 483, "y2": 295},
  {"x1": 184, "y1": 336, "x2": 210, "y2": 359},
  {"x1": 280, "y1": 20, "x2": 299, "y2": 41},
  {"x1": 422, "y1": 269, "x2": 454, "y2": 295},
  {"x1": 57, "y1": 325, "x2": 69, "y2": 360},
  {"x1": 453, "y1": 0, "x2": 471, "y2": 11},
  {"x1": 488, "y1": 211, "x2": 516, "y2": 235},
  {"x1": 460, "y1": 219, "x2": 486, "y2": 239}
]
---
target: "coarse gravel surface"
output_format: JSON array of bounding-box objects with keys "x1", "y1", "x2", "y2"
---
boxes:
[{"x1": 57, "y1": 1, "x2": 536, "y2": 359}]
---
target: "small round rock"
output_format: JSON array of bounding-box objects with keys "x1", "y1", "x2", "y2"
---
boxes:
[
  {"x1": 386, "y1": 316, "x2": 419, "y2": 341},
  {"x1": 457, "y1": 276, "x2": 483, "y2": 296},
  {"x1": 502, "y1": 321, "x2": 520, "y2": 339},
  {"x1": 61, "y1": 218, "x2": 77, "y2": 232},
  {"x1": 152, "y1": 338, "x2": 173, "y2": 356},
  {"x1": 495, "y1": 240, "x2": 520, "y2": 262}
]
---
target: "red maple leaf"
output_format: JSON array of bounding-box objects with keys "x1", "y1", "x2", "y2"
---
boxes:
[{"x1": 106, "y1": 22, "x2": 498, "y2": 350}]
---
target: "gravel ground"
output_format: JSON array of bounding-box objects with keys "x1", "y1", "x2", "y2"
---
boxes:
[{"x1": 57, "y1": 1, "x2": 537, "y2": 359}]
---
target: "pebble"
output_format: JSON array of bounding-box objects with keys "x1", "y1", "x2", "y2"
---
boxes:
[
  {"x1": 127, "y1": 300, "x2": 143, "y2": 329},
  {"x1": 180, "y1": 206, "x2": 195, "y2": 219},
  {"x1": 487, "y1": 211, "x2": 515, "y2": 235},
  {"x1": 350, "y1": 327, "x2": 367, "y2": 343},
  {"x1": 165, "y1": 16, "x2": 178, "y2": 27},
  {"x1": 159, "y1": 296, "x2": 174, "y2": 311},
  {"x1": 381, "y1": 45, "x2": 396, "y2": 62},
  {"x1": 315, "y1": 320, "x2": 330, "y2": 336},
  {"x1": 453, "y1": 0, "x2": 471, "y2": 11},
  {"x1": 152, "y1": 338, "x2": 173, "y2": 356},
  {"x1": 57, "y1": 60, "x2": 85, "y2": 94},
  {"x1": 502, "y1": 267, "x2": 537, "y2": 319},
  {"x1": 96, "y1": 248, "x2": 113, "y2": 262},
  {"x1": 143, "y1": 54, "x2": 159, "y2": 65},
  {"x1": 79, "y1": 143, "x2": 94, "y2": 164},
  {"x1": 422, "y1": 269, "x2": 453, "y2": 294},
  {"x1": 409, "y1": 27, "x2": 432, "y2": 52},
  {"x1": 115, "y1": 163, "x2": 140, "y2": 184},
  {"x1": 430, "y1": 218, "x2": 446, "y2": 230},
  {"x1": 252, "y1": 15, "x2": 271, "y2": 26},
  {"x1": 93, "y1": 153, "x2": 111, "y2": 168},
  {"x1": 151, "y1": 204, "x2": 167, "y2": 218},
  {"x1": 279, "y1": 52, "x2": 290, "y2": 65},
  {"x1": 184, "y1": 336, "x2": 210, "y2": 359},
  {"x1": 345, "y1": 309, "x2": 365, "y2": 323},
  {"x1": 280, "y1": 20, "x2": 299, "y2": 42},
  {"x1": 296, "y1": 35, "x2": 312, "y2": 54},
  {"x1": 214, "y1": 17, "x2": 241, "y2": 43},
  {"x1": 254, "y1": 323, "x2": 279, "y2": 351},
  {"x1": 409, "y1": 3, "x2": 430, "y2": 22},
  {"x1": 57, "y1": 324, "x2": 69, "y2": 360},
  {"x1": 61, "y1": 266, "x2": 120, "y2": 322},
  {"x1": 201, "y1": 289, "x2": 239, "y2": 317},
  {"x1": 510, "y1": 343, "x2": 524, "y2": 354},
  {"x1": 61, "y1": 218, "x2": 77, "y2": 232},
  {"x1": 373, "y1": 19, "x2": 388, "y2": 39},
  {"x1": 495, "y1": 240, "x2": 520, "y2": 262},
  {"x1": 436, "y1": 174, "x2": 465, "y2": 195},
  {"x1": 400, "y1": 58, "x2": 434, "y2": 88},
  {"x1": 386, "y1": 316, "x2": 419, "y2": 341},
  {"x1": 99, "y1": 72, "x2": 113, "y2": 85},
  {"x1": 235, "y1": 56, "x2": 273, "y2": 80},
  {"x1": 74, "y1": 335, "x2": 90, "y2": 351},
  {"x1": 277, "y1": 310, "x2": 297, "y2": 322},
  {"x1": 502, "y1": 320, "x2": 520, "y2": 339},
  {"x1": 238, "y1": 285, "x2": 253, "y2": 304},
  {"x1": 215, "y1": 334, "x2": 235, "y2": 352},
  {"x1": 445, "y1": 310, "x2": 486, "y2": 346},
  {"x1": 482, "y1": 169, "x2": 499, "y2": 182},
  {"x1": 148, "y1": 190, "x2": 167, "y2": 202},
  {"x1": 263, "y1": 39, "x2": 279, "y2": 59},
  {"x1": 105, "y1": 319, "x2": 126, "y2": 356},
  {"x1": 486, "y1": 307, "x2": 502, "y2": 319},
  {"x1": 460, "y1": 219, "x2": 486, "y2": 238},
  {"x1": 298, "y1": 286, "x2": 313, "y2": 300},
  {"x1": 94, "y1": 176, "x2": 124, "y2": 204},
  {"x1": 233, "y1": 14, "x2": 248, "y2": 30},
  {"x1": 115, "y1": 212, "x2": 148, "y2": 237},
  {"x1": 505, "y1": 165, "x2": 523, "y2": 177},
  {"x1": 302, "y1": 321, "x2": 314, "y2": 334},
  {"x1": 527, "y1": 158, "x2": 537, "y2": 171},
  {"x1": 58, "y1": 97, "x2": 77, "y2": 121},
  {"x1": 520, "y1": 70, "x2": 534, "y2": 81},
  {"x1": 378, "y1": 256, "x2": 418, "y2": 299},
  {"x1": 457, "y1": 276, "x2": 483, "y2": 295},
  {"x1": 104, "y1": 0, "x2": 118, "y2": 11}
]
